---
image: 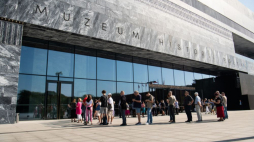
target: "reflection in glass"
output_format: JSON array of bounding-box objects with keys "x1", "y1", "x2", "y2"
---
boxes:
[
  {"x1": 134, "y1": 83, "x2": 148, "y2": 93},
  {"x1": 60, "y1": 83, "x2": 73, "y2": 119},
  {"x1": 47, "y1": 50, "x2": 74, "y2": 77},
  {"x1": 185, "y1": 71, "x2": 194, "y2": 86},
  {"x1": 117, "y1": 61, "x2": 133, "y2": 82},
  {"x1": 134, "y1": 63, "x2": 148, "y2": 83},
  {"x1": 162, "y1": 68, "x2": 174, "y2": 85},
  {"x1": 194, "y1": 73, "x2": 203, "y2": 80},
  {"x1": 97, "y1": 58, "x2": 116, "y2": 81},
  {"x1": 149, "y1": 66, "x2": 162, "y2": 84},
  {"x1": 74, "y1": 79, "x2": 96, "y2": 98},
  {"x1": 16, "y1": 75, "x2": 46, "y2": 120},
  {"x1": 19, "y1": 46, "x2": 47, "y2": 75},
  {"x1": 174, "y1": 70, "x2": 185, "y2": 86},
  {"x1": 117, "y1": 82, "x2": 133, "y2": 95},
  {"x1": 46, "y1": 82, "x2": 58, "y2": 119},
  {"x1": 202, "y1": 74, "x2": 210, "y2": 79},
  {"x1": 97, "y1": 81, "x2": 116, "y2": 97},
  {"x1": 75, "y1": 54, "x2": 96, "y2": 79}
]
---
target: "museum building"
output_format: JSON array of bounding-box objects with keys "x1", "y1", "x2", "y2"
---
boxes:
[{"x1": 1, "y1": 0, "x2": 254, "y2": 124}]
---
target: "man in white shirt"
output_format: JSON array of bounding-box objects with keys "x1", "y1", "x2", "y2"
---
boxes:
[
  {"x1": 222, "y1": 92, "x2": 228, "y2": 120},
  {"x1": 107, "y1": 93, "x2": 114, "y2": 124},
  {"x1": 194, "y1": 92, "x2": 202, "y2": 122}
]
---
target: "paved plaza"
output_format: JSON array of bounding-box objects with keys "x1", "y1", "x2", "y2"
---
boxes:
[{"x1": 0, "y1": 110, "x2": 253, "y2": 142}]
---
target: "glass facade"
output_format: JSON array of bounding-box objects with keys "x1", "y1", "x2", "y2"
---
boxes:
[{"x1": 17, "y1": 39, "x2": 216, "y2": 120}]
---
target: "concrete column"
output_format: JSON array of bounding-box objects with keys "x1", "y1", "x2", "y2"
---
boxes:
[{"x1": 0, "y1": 20, "x2": 23, "y2": 124}]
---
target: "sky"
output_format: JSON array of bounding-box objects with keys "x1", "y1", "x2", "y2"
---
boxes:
[{"x1": 238, "y1": 0, "x2": 254, "y2": 12}]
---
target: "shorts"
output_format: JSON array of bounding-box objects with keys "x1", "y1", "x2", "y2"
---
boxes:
[
  {"x1": 96, "y1": 112, "x2": 101, "y2": 117},
  {"x1": 77, "y1": 114, "x2": 82, "y2": 120},
  {"x1": 100, "y1": 107, "x2": 108, "y2": 114},
  {"x1": 135, "y1": 108, "x2": 141, "y2": 113},
  {"x1": 108, "y1": 110, "x2": 114, "y2": 117}
]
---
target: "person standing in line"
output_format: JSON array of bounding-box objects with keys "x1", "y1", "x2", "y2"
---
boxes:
[
  {"x1": 175, "y1": 100, "x2": 179, "y2": 115},
  {"x1": 119, "y1": 91, "x2": 127, "y2": 126},
  {"x1": 194, "y1": 92, "x2": 202, "y2": 122},
  {"x1": 212, "y1": 92, "x2": 225, "y2": 121},
  {"x1": 68, "y1": 99, "x2": 77, "y2": 122},
  {"x1": 100, "y1": 90, "x2": 108, "y2": 125},
  {"x1": 239, "y1": 100, "x2": 243, "y2": 110},
  {"x1": 133, "y1": 91, "x2": 142, "y2": 125},
  {"x1": 165, "y1": 99, "x2": 169, "y2": 115},
  {"x1": 168, "y1": 91, "x2": 176, "y2": 123},
  {"x1": 107, "y1": 93, "x2": 114, "y2": 124},
  {"x1": 141, "y1": 102, "x2": 146, "y2": 118},
  {"x1": 152, "y1": 103, "x2": 157, "y2": 116},
  {"x1": 221, "y1": 92, "x2": 228, "y2": 120},
  {"x1": 85, "y1": 95, "x2": 93, "y2": 125},
  {"x1": 145, "y1": 92, "x2": 154, "y2": 125},
  {"x1": 82, "y1": 95, "x2": 88, "y2": 124},
  {"x1": 184, "y1": 91, "x2": 194, "y2": 122},
  {"x1": 76, "y1": 98, "x2": 83, "y2": 123},
  {"x1": 160, "y1": 100, "x2": 165, "y2": 116},
  {"x1": 95, "y1": 99, "x2": 101, "y2": 124}
]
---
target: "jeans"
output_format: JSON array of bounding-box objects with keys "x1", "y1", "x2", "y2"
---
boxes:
[
  {"x1": 119, "y1": 106, "x2": 122, "y2": 118},
  {"x1": 195, "y1": 105, "x2": 202, "y2": 121},
  {"x1": 121, "y1": 109, "x2": 126, "y2": 125},
  {"x1": 223, "y1": 105, "x2": 228, "y2": 119},
  {"x1": 147, "y1": 108, "x2": 153, "y2": 124},
  {"x1": 185, "y1": 105, "x2": 192, "y2": 121},
  {"x1": 169, "y1": 105, "x2": 175, "y2": 122}
]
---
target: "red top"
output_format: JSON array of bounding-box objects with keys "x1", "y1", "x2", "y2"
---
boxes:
[{"x1": 83, "y1": 97, "x2": 87, "y2": 103}]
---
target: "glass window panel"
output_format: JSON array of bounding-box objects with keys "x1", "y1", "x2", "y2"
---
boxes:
[
  {"x1": 185, "y1": 71, "x2": 194, "y2": 86},
  {"x1": 47, "y1": 50, "x2": 74, "y2": 77},
  {"x1": 162, "y1": 68, "x2": 174, "y2": 85},
  {"x1": 75, "y1": 54, "x2": 96, "y2": 79},
  {"x1": 134, "y1": 83, "x2": 149, "y2": 94},
  {"x1": 97, "y1": 81, "x2": 116, "y2": 97},
  {"x1": 174, "y1": 70, "x2": 185, "y2": 86},
  {"x1": 19, "y1": 46, "x2": 47, "y2": 75},
  {"x1": 74, "y1": 79, "x2": 96, "y2": 98},
  {"x1": 194, "y1": 73, "x2": 203, "y2": 80},
  {"x1": 97, "y1": 58, "x2": 116, "y2": 81},
  {"x1": 133, "y1": 63, "x2": 148, "y2": 83},
  {"x1": 148, "y1": 66, "x2": 162, "y2": 84},
  {"x1": 203, "y1": 74, "x2": 210, "y2": 79},
  {"x1": 117, "y1": 82, "x2": 133, "y2": 95},
  {"x1": 16, "y1": 75, "x2": 46, "y2": 120},
  {"x1": 117, "y1": 61, "x2": 133, "y2": 82}
]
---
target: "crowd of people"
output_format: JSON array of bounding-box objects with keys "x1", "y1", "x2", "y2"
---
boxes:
[{"x1": 68, "y1": 90, "x2": 228, "y2": 126}]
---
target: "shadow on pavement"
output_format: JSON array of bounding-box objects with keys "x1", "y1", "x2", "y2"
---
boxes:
[{"x1": 213, "y1": 136, "x2": 254, "y2": 142}]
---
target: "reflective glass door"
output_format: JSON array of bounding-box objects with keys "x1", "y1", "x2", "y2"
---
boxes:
[{"x1": 46, "y1": 81, "x2": 73, "y2": 119}]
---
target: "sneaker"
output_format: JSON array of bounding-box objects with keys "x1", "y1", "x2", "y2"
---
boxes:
[
  {"x1": 120, "y1": 124, "x2": 127, "y2": 126},
  {"x1": 145, "y1": 122, "x2": 149, "y2": 125},
  {"x1": 135, "y1": 122, "x2": 141, "y2": 125}
]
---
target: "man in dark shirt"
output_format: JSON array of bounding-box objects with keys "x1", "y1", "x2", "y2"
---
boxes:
[
  {"x1": 120, "y1": 91, "x2": 127, "y2": 126},
  {"x1": 100, "y1": 90, "x2": 108, "y2": 125},
  {"x1": 184, "y1": 91, "x2": 194, "y2": 122},
  {"x1": 133, "y1": 91, "x2": 142, "y2": 125}
]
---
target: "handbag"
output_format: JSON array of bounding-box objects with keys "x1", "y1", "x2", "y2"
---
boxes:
[{"x1": 108, "y1": 103, "x2": 112, "y2": 110}]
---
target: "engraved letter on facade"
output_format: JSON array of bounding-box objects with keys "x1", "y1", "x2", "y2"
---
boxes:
[
  {"x1": 159, "y1": 39, "x2": 163, "y2": 45},
  {"x1": 133, "y1": 32, "x2": 139, "y2": 39},
  {"x1": 102, "y1": 23, "x2": 107, "y2": 31},
  {"x1": 35, "y1": 5, "x2": 47, "y2": 16},
  {"x1": 118, "y1": 27, "x2": 123, "y2": 35},
  {"x1": 85, "y1": 18, "x2": 90, "y2": 27},
  {"x1": 63, "y1": 12, "x2": 71, "y2": 21}
]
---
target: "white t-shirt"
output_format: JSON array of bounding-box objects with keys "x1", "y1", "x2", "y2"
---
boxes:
[{"x1": 108, "y1": 97, "x2": 114, "y2": 110}]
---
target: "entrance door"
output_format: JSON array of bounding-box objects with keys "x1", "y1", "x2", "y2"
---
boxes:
[{"x1": 46, "y1": 81, "x2": 73, "y2": 119}]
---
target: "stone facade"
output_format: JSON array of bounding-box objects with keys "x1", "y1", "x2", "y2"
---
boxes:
[{"x1": 0, "y1": 20, "x2": 23, "y2": 124}]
